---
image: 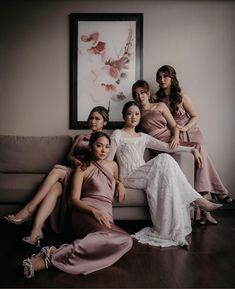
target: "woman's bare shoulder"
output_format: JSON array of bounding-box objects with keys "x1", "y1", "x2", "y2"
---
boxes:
[
  {"x1": 103, "y1": 159, "x2": 117, "y2": 167},
  {"x1": 151, "y1": 102, "x2": 168, "y2": 111},
  {"x1": 181, "y1": 92, "x2": 191, "y2": 102}
]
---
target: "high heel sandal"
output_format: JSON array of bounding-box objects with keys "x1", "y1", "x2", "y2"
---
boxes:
[
  {"x1": 194, "y1": 217, "x2": 206, "y2": 225},
  {"x1": 193, "y1": 199, "x2": 223, "y2": 212},
  {"x1": 22, "y1": 246, "x2": 55, "y2": 278},
  {"x1": 22, "y1": 251, "x2": 44, "y2": 279},
  {"x1": 39, "y1": 246, "x2": 56, "y2": 268},
  {"x1": 212, "y1": 194, "x2": 234, "y2": 204},
  {"x1": 203, "y1": 212, "x2": 218, "y2": 225},
  {"x1": 4, "y1": 206, "x2": 33, "y2": 225},
  {"x1": 4, "y1": 214, "x2": 32, "y2": 225},
  {"x1": 23, "y1": 258, "x2": 35, "y2": 279},
  {"x1": 193, "y1": 207, "x2": 206, "y2": 225},
  {"x1": 22, "y1": 234, "x2": 43, "y2": 245}
]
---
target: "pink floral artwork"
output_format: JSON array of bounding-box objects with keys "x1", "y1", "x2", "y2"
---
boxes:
[{"x1": 77, "y1": 21, "x2": 136, "y2": 122}]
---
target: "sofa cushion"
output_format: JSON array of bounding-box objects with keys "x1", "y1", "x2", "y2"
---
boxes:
[
  {"x1": 0, "y1": 173, "x2": 45, "y2": 203},
  {"x1": 113, "y1": 188, "x2": 147, "y2": 207},
  {"x1": 113, "y1": 206, "x2": 150, "y2": 220},
  {"x1": 0, "y1": 135, "x2": 72, "y2": 173}
]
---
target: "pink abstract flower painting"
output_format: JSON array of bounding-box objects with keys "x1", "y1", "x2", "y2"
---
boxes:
[{"x1": 77, "y1": 21, "x2": 136, "y2": 122}]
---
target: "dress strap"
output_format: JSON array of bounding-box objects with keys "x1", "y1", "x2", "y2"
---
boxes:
[{"x1": 91, "y1": 160, "x2": 114, "y2": 184}]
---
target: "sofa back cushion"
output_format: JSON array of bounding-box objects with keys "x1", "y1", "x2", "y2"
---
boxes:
[{"x1": 0, "y1": 135, "x2": 72, "y2": 173}]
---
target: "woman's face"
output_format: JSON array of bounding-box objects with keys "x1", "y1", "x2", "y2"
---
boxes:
[
  {"x1": 88, "y1": 112, "x2": 106, "y2": 132},
  {"x1": 91, "y1": 136, "x2": 110, "y2": 161},
  {"x1": 124, "y1": 105, "x2": 141, "y2": 128},
  {"x1": 134, "y1": 87, "x2": 150, "y2": 107},
  {"x1": 157, "y1": 72, "x2": 172, "y2": 89}
]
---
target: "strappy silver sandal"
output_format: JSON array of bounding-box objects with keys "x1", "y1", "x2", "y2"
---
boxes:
[
  {"x1": 40, "y1": 246, "x2": 56, "y2": 269},
  {"x1": 22, "y1": 247, "x2": 55, "y2": 278},
  {"x1": 22, "y1": 258, "x2": 34, "y2": 278}
]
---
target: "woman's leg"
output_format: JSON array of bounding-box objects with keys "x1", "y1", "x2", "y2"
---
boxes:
[
  {"x1": 5, "y1": 166, "x2": 68, "y2": 222},
  {"x1": 124, "y1": 154, "x2": 220, "y2": 247},
  {"x1": 23, "y1": 182, "x2": 63, "y2": 243}
]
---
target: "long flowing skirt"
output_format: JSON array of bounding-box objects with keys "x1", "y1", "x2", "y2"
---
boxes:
[{"x1": 123, "y1": 154, "x2": 201, "y2": 247}]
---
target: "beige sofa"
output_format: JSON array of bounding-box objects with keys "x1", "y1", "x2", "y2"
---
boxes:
[{"x1": 0, "y1": 135, "x2": 194, "y2": 221}]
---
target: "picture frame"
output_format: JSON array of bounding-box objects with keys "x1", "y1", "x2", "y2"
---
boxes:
[{"x1": 70, "y1": 13, "x2": 143, "y2": 129}]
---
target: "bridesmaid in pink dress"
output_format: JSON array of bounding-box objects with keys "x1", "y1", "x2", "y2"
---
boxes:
[
  {"x1": 132, "y1": 76, "x2": 232, "y2": 225},
  {"x1": 22, "y1": 132, "x2": 132, "y2": 278},
  {"x1": 4, "y1": 106, "x2": 110, "y2": 243}
]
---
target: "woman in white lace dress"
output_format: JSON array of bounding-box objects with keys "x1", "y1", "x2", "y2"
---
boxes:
[{"x1": 108, "y1": 101, "x2": 221, "y2": 248}]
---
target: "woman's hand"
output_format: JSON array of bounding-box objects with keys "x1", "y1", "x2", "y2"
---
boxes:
[
  {"x1": 169, "y1": 136, "x2": 180, "y2": 149},
  {"x1": 193, "y1": 148, "x2": 203, "y2": 168},
  {"x1": 115, "y1": 181, "x2": 126, "y2": 202},
  {"x1": 177, "y1": 124, "x2": 189, "y2": 132},
  {"x1": 92, "y1": 209, "x2": 111, "y2": 228}
]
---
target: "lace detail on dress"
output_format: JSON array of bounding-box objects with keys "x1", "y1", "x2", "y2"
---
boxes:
[
  {"x1": 131, "y1": 227, "x2": 186, "y2": 247},
  {"x1": 109, "y1": 129, "x2": 201, "y2": 247}
]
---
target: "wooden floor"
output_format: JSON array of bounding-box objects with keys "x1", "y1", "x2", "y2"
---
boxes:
[{"x1": 0, "y1": 208, "x2": 235, "y2": 288}]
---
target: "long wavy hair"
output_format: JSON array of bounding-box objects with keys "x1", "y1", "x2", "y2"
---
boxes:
[
  {"x1": 80, "y1": 131, "x2": 111, "y2": 171},
  {"x1": 155, "y1": 65, "x2": 182, "y2": 115}
]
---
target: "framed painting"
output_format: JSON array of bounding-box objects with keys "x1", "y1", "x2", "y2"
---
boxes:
[{"x1": 70, "y1": 13, "x2": 143, "y2": 129}]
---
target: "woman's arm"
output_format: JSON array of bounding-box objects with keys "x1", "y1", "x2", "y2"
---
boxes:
[
  {"x1": 178, "y1": 93, "x2": 200, "y2": 131},
  {"x1": 67, "y1": 135, "x2": 84, "y2": 167},
  {"x1": 159, "y1": 103, "x2": 180, "y2": 148},
  {"x1": 145, "y1": 134, "x2": 203, "y2": 168},
  {"x1": 113, "y1": 161, "x2": 126, "y2": 202},
  {"x1": 107, "y1": 130, "x2": 119, "y2": 160},
  {"x1": 71, "y1": 167, "x2": 111, "y2": 227}
]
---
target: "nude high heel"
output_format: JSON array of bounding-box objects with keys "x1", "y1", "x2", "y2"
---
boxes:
[
  {"x1": 4, "y1": 206, "x2": 33, "y2": 225},
  {"x1": 203, "y1": 212, "x2": 218, "y2": 225},
  {"x1": 4, "y1": 214, "x2": 32, "y2": 225},
  {"x1": 22, "y1": 234, "x2": 43, "y2": 246},
  {"x1": 212, "y1": 194, "x2": 234, "y2": 204},
  {"x1": 194, "y1": 198, "x2": 223, "y2": 212}
]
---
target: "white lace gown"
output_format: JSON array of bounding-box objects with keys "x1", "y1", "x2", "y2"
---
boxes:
[{"x1": 108, "y1": 129, "x2": 202, "y2": 247}]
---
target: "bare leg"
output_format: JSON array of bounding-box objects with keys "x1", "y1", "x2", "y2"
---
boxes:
[
  {"x1": 23, "y1": 182, "x2": 63, "y2": 243},
  {"x1": 194, "y1": 206, "x2": 201, "y2": 221},
  {"x1": 7, "y1": 167, "x2": 67, "y2": 221}
]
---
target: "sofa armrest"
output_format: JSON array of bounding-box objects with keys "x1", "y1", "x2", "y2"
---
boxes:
[{"x1": 171, "y1": 152, "x2": 194, "y2": 187}]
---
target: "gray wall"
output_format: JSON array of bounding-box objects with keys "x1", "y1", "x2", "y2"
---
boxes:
[{"x1": 0, "y1": 0, "x2": 234, "y2": 195}]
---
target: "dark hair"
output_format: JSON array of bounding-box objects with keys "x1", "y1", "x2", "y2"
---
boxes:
[
  {"x1": 155, "y1": 65, "x2": 182, "y2": 115},
  {"x1": 87, "y1": 106, "x2": 109, "y2": 126},
  {"x1": 80, "y1": 131, "x2": 111, "y2": 170},
  {"x1": 131, "y1": 80, "x2": 155, "y2": 106},
  {"x1": 89, "y1": 131, "x2": 111, "y2": 148},
  {"x1": 122, "y1": 101, "x2": 140, "y2": 119}
]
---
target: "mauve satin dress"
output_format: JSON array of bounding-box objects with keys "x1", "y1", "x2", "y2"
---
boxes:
[
  {"x1": 51, "y1": 161, "x2": 133, "y2": 275},
  {"x1": 139, "y1": 109, "x2": 228, "y2": 195}
]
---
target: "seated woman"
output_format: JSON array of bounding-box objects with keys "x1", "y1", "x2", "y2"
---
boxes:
[
  {"x1": 22, "y1": 131, "x2": 132, "y2": 278},
  {"x1": 132, "y1": 77, "x2": 232, "y2": 225},
  {"x1": 4, "y1": 106, "x2": 110, "y2": 244},
  {"x1": 108, "y1": 101, "x2": 222, "y2": 248}
]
